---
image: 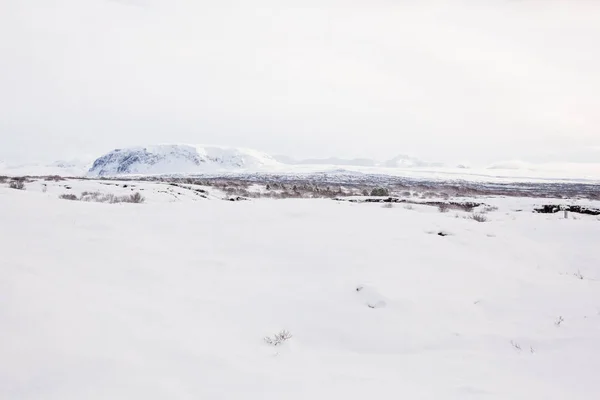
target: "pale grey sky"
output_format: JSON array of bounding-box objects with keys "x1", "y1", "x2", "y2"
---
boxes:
[{"x1": 1, "y1": 0, "x2": 599, "y2": 165}]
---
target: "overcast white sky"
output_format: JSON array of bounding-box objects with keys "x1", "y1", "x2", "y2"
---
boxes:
[{"x1": 1, "y1": 0, "x2": 599, "y2": 165}]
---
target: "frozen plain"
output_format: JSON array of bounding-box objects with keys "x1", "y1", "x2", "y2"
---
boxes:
[{"x1": 1, "y1": 181, "x2": 600, "y2": 399}]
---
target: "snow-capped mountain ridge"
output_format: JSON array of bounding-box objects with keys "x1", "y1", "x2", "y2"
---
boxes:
[
  {"x1": 88, "y1": 144, "x2": 280, "y2": 176},
  {"x1": 88, "y1": 145, "x2": 445, "y2": 176},
  {"x1": 4, "y1": 144, "x2": 600, "y2": 181}
]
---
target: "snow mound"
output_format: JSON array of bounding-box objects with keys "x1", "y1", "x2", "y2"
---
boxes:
[
  {"x1": 88, "y1": 144, "x2": 280, "y2": 176},
  {"x1": 355, "y1": 285, "x2": 388, "y2": 309}
]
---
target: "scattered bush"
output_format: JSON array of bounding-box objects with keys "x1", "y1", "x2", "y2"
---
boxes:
[
  {"x1": 0, "y1": 176, "x2": 8, "y2": 184},
  {"x1": 127, "y1": 192, "x2": 145, "y2": 203},
  {"x1": 450, "y1": 203, "x2": 478, "y2": 212},
  {"x1": 80, "y1": 191, "x2": 107, "y2": 202},
  {"x1": 404, "y1": 204, "x2": 414, "y2": 210},
  {"x1": 382, "y1": 202, "x2": 394, "y2": 209},
  {"x1": 9, "y1": 180, "x2": 25, "y2": 190},
  {"x1": 370, "y1": 187, "x2": 389, "y2": 197},
  {"x1": 264, "y1": 330, "x2": 292, "y2": 346},
  {"x1": 60, "y1": 191, "x2": 145, "y2": 204},
  {"x1": 470, "y1": 213, "x2": 488, "y2": 222},
  {"x1": 438, "y1": 203, "x2": 450, "y2": 213},
  {"x1": 482, "y1": 205, "x2": 499, "y2": 212}
]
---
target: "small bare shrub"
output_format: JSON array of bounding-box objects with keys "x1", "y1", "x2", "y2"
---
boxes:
[
  {"x1": 9, "y1": 180, "x2": 25, "y2": 190},
  {"x1": 455, "y1": 203, "x2": 477, "y2": 212},
  {"x1": 104, "y1": 194, "x2": 117, "y2": 203},
  {"x1": 370, "y1": 187, "x2": 389, "y2": 197},
  {"x1": 382, "y1": 202, "x2": 394, "y2": 209},
  {"x1": 574, "y1": 270, "x2": 584, "y2": 280},
  {"x1": 555, "y1": 316, "x2": 564, "y2": 327},
  {"x1": 483, "y1": 205, "x2": 499, "y2": 212},
  {"x1": 44, "y1": 175, "x2": 64, "y2": 182},
  {"x1": 127, "y1": 192, "x2": 145, "y2": 203},
  {"x1": 404, "y1": 204, "x2": 414, "y2": 210},
  {"x1": 438, "y1": 203, "x2": 450, "y2": 213},
  {"x1": 0, "y1": 176, "x2": 8, "y2": 184},
  {"x1": 59, "y1": 194, "x2": 78, "y2": 201},
  {"x1": 470, "y1": 213, "x2": 488, "y2": 222},
  {"x1": 80, "y1": 191, "x2": 104, "y2": 202},
  {"x1": 264, "y1": 330, "x2": 292, "y2": 346}
]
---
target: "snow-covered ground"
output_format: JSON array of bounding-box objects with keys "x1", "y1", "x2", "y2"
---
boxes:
[
  {"x1": 15, "y1": 178, "x2": 225, "y2": 203},
  {"x1": 1, "y1": 181, "x2": 600, "y2": 399}
]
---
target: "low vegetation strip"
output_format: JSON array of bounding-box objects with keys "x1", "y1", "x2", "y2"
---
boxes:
[{"x1": 59, "y1": 191, "x2": 145, "y2": 204}]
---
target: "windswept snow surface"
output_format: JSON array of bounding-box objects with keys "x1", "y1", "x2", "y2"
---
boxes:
[{"x1": 1, "y1": 188, "x2": 600, "y2": 399}]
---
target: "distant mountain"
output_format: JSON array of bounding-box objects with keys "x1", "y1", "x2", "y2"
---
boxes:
[
  {"x1": 382, "y1": 154, "x2": 443, "y2": 168},
  {"x1": 302, "y1": 157, "x2": 377, "y2": 167},
  {"x1": 3, "y1": 148, "x2": 600, "y2": 181},
  {"x1": 272, "y1": 155, "x2": 297, "y2": 165},
  {"x1": 88, "y1": 144, "x2": 280, "y2": 176},
  {"x1": 88, "y1": 147, "x2": 447, "y2": 176},
  {"x1": 274, "y1": 156, "x2": 377, "y2": 167},
  {"x1": 486, "y1": 160, "x2": 534, "y2": 170},
  {"x1": 273, "y1": 154, "x2": 440, "y2": 168},
  {"x1": 0, "y1": 159, "x2": 90, "y2": 176}
]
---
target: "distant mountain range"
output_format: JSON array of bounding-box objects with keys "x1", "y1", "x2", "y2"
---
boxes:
[
  {"x1": 2, "y1": 144, "x2": 600, "y2": 181},
  {"x1": 86, "y1": 145, "x2": 450, "y2": 176},
  {"x1": 273, "y1": 154, "x2": 444, "y2": 168}
]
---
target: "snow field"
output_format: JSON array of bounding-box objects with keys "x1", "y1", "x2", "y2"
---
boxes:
[{"x1": 1, "y1": 186, "x2": 600, "y2": 399}]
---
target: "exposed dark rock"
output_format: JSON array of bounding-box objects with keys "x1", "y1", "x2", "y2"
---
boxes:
[
  {"x1": 535, "y1": 205, "x2": 600, "y2": 216},
  {"x1": 227, "y1": 196, "x2": 248, "y2": 202}
]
